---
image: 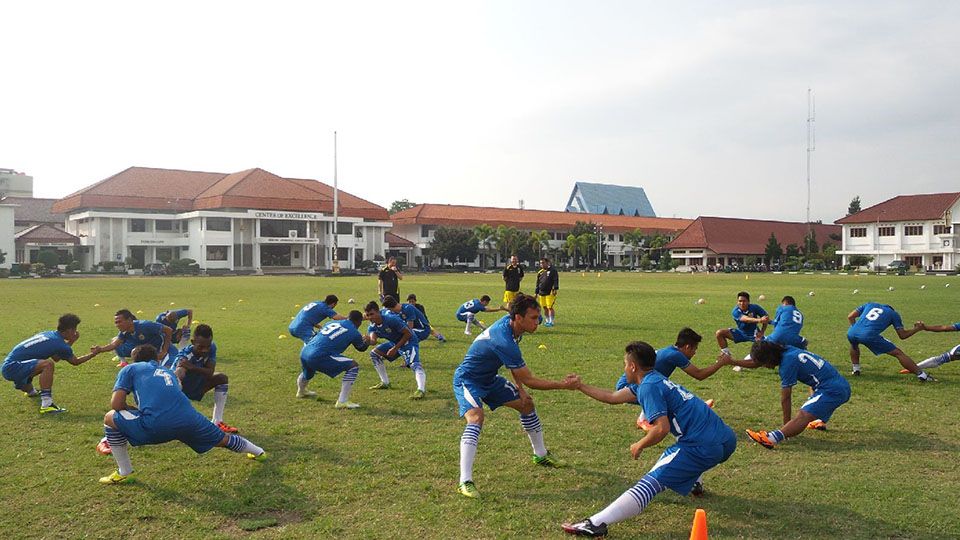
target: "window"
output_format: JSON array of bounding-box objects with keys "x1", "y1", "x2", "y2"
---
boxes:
[
  {"x1": 849, "y1": 227, "x2": 867, "y2": 238},
  {"x1": 129, "y1": 219, "x2": 146, "y2": 232},
  {"x1": 336, "y1": 222, "x2": 354, "y2": 235},
  {"x1": 156, "y1": 248, "x2": 173, "y2": 262},
  {"x1": 934, "y1": 225, "x2": 952, "y2": 235},
  {"x1": 206, "y1": 245, "x2": 229, "y2": 261},
  {"x1": 905, "y1": 256, "x2": 922, "y2": 268},
  {"x1": 206, "y1": 217, "x2": 231, "y2": 232},
  {"x1": 903, "y1": 225, "x2": 923, "y2": 236},
  {"x1": 878, "y1": 226, "x2": 895, "y2": 237},
  {"x1": 259, "y1": 219, "x2": 306, "y2": 238},
  {"x1": 355, "y1": 227, "x2": 364, "y2": 239},
  {"x1": 607, "y1": 234, "x2": 615, "y2": 241},
  {"x1": 420, "y1": 225, "x2": 436, "y2": 238},
  {"x1": 155, "y1": 220, "x2": 175, "y2": 232}
]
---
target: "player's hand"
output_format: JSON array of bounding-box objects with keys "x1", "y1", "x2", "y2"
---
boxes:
[
  {"x1": 90, "y1": 345, "x2": 101, "y2": 354},
  {"x1": 760, "y1": 315, "x2": 770, "y2": 324},
  {"x1": 914, "y1": 321, "x2": 925, "y2": 330},
  {"x1": 630, "y1": 441, "x2": 644, "y2": 459},
  {"x1": 562, "y1": 373, "x2": 581, "y2": 389},
  {"x1": 387, "y1": 347, "x2": 399, "y2": 358},
  {"x1": 716, "y1": 353, "x2": 733, "y2": 366}
]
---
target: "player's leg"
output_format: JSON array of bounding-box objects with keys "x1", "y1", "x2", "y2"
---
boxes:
[
  {"x1": 849, "y1": 340, "x2": 862, "y2": 375},
  {"x1": 297, "y1": 356, "x2": 319, "y2": 398},
  {"x1": 33, "y1": 359, "x2": 63, "y2": 413},
  {"x1": 500, "y1": 384, "x2": 561, "y2": 466},
  {"x1": 216, "y1": 432, "x2": 267, "y2": 460},
  {"x1": 405, "y1": 345, "x2": 426, "y2": 398},
  {"x1": 715, "y1": 329, "x2": 733, "y2": 354},
  {"x1": 100, "y1": 410, "x2": 135, "y2": 483},
  {"x1": 748, "y1": 384, "x2": 849, "y2": 447},
  {"x1": 368, "y1": 343, "x2": 392, "y2": 389},
  {"x1": 913, "y1": 345, "x2": 960, "y2": 370},
  {"x1": 463, "y1": 313, "x2": 475, "y2": 334},
  {"x1": 454, "y1": 378, "x2": 485, "y2": 498},
  {"x1": 206, "y1": 373, "x2": 235, "y2": 432},
  {"x1": 313, "y1": 355, "x2": 361, "y2": 408},
  {"x1": 889, "y1": 348, "x2": 933, "y2": 381}
]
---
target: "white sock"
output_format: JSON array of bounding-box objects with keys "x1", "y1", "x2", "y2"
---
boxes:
[
  {"x1": 371, "y1": 354, "x2": 390, "y2": 384},
  {"x1": 720, "y1": 347, "x2": 731, "y2": 356},
  {"x1": 917, "y1": 352, "x2": 950, "y2": 370},
  {"x1": 413, "y1": 365, "x2": 426, "y2": 392},
  {"x1": 637, "y1": 410, "x2": 647, "y2": 424},
  {"x1": 225, "y1": 434, "x2": 263, "y2": 455},
  {"x1": 852, "y1": 363, "x2": 861, "y2": 372},
  {"x1": 519, "y1": 411, "x2": 547, "y2": 457},
  {"x1": 465, "y1": 314, "x2": 473, "y2": 334},
  {"x1": 339, "y1": 366, "x2": 358, "y2": 403},
  {"x1": 590, "y1": 475, "x2": 664, "y2": 526},
  {"x1": 460, "y1": 423, "x2": 481, "y2": 483},
  {"x1": 105, "y1": 426, "x2": 134, "y2": 476},
  {"x1": 297, "y1": 373, "x2": 309, "y2": 392},
  {"x1": 212, "y1": 385, "x2": 227, "y2": 424},
  {"x1": 40, "y1": 389, "x2": 53, "y2": 408}
]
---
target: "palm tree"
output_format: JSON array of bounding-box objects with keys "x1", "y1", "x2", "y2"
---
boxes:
[
  {"x1": 623, "y1": 229, "x2": 645, "y2": 267},
  {"x1": 528, "y1": 230, "x2": 551, "y2": 260},
  {"x1": 578, "y1": 233, "x2": 597, "y2": 267},
  {"x1": 473, "y1": 224, "x2": 495, "y2": 268},
  {"x1": 563, "y1": 234, "x2": 579, "y2": 266},
  {"x1": 495, "y1": 225, "x2": 520, "y2": 264}
]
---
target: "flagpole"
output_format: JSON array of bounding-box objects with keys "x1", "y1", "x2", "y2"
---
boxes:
[{"x1": 332, "y1": 131, "x2": 340, "y2": 274}]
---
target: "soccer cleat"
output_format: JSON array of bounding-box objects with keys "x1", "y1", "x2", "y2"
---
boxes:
[
  {"x1": 411, "y1": 389, "x2": 425, "y2": 400},
  {"x1": 97, "y1": 439, "x2": 113, "y2": 455},
  {"x1": 637, "y1": 417, "x2": 653, "y2": 431},
  {"x1": 98, "y1": 471, "x2": 133, "y2": 485},
  {"x1": 704, "y1": 398, "x2": 715, "y2": 408},
  {"x1": 116, "y1": 358, "x2": 128, "y2": 368},
  {"x1": 918, "y1": 373, "x2": 937, "y2": 383},
  {"x1": 39, "y1": 403, "x2": 67, "y2": 415},
  {"x1": 217, "y1": 421, "x2": 239, "y2": 433},
  {"x1": 246, "y1": 451, "x2": 268, "y2": 462},
  {"x1": 457, "y1": 480, "x2": 480, "y2": 499},
  {"x1": 532, "y1": 451, "x2": 566, "y2": 468},
  {"x1": 745, "y1": 429, "x2": 776, "y2": 449},
  {"x1": 296, "y1": 389, "x2": 318, "y2": 399},
  {"x1": 691, "y1": 480, "x2": 705, "y2": 497},
  {"x1": 806, "y1": 419, "x2": 827, "y2": 431},
  {"x1": 334, "y1": 401, "x2": 360, "y2": 409},
  {"x1": 898, "y1": 369, "x2": 911, "y2": 374},
  {"x1": 851, "y1": 367, "x2": 861, "y2": 376},
  {"x1": 731, "y1": 365, "x2": 743, "y2": 372},
  {"x1": 367, "y1": 382, "x2": 391, "y2": 390},
  {"x1": 23, "y1": 390, "x2": 40, "y2": 398},
  {"x1": 464, "y1": 330, "x2": 472, "y2": 335},
  {"x1": 544, "y1": 321, "x2": 554, "y2": 327},
  {"x1": 437, "y1": 334, "x2": 447, "y2": 343},
  {"x1": 561, "y1": 518, "x2": 608, "y2": 537}
]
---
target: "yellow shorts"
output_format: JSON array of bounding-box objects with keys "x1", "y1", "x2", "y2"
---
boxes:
[
  {"x1": 537, "y1": 294, "x2": 556, "y2": 310},
  {"x1": 503, "y1": 290, "x2": 520, "y2": 304}
]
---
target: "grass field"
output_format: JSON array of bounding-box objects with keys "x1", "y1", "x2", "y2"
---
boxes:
[{"x1": 1, "y1": 272, "x2": 959, "y2": 539}]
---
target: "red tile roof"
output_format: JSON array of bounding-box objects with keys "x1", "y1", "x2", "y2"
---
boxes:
[
  {"x1": 390, "y1": 204, "x2": 692, "y2": 234},
  {"x1": 666, "y1": 216, "x2": 841, "y2": 255},
  {"x1": 52, "y1": 166, "x2": 389, "y2": 220},
  {"x1": 0, "y1": 197, "x2": 64, "y2": 225},
  {"x1": 14, "y1": 224, "x2": 80, "y2": 244},
  {"x1": 385, "y1": 231, "x2": 415, "y2": 248},
  {"x1": 835, "y1": 192, "x2": 960, "y2": 224}
]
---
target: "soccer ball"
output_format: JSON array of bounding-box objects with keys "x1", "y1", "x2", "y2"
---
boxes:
[
  {"x1": 348, "y1": 298, "x2": 355, "y2": 304},
  {"x1": 920, "y1": 285, "x2": 926, "y2": 290},
  {"x1": 696, "y1": 298, "x2": 706, "y2": 305},
  {"x1": 808, "y1": 291, "x2": 815, "y2": 297},
  {"x1": 888, "y1": 286, "x2": 895, "y2": 291},
  {"x1": 853, "y1": 289, "x2": 859, "y2": 294},
  {"x1": 758, "y1": 294, "x2": 766, "y2": 301}
]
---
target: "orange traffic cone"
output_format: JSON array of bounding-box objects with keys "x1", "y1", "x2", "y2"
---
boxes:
[{"x1": 689, "y1": 508, "x2": 707, "y2": 540}]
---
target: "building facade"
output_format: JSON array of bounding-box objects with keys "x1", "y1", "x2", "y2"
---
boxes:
[
  {"x1": 52, "y1": 167, "x2": 391, "y2": 272},
  {"x1": 564, "y1": 181, "x2": 656, "y2": 217},
  {"x1": 835, "y1": 192, "x2": 959, "y2": 271},
  {"x1": 0, "y1": 203, "x2": 14, "y2": 269},
  {"x1": 0, "y1": 169, "x2": 33, "y2": 198}
]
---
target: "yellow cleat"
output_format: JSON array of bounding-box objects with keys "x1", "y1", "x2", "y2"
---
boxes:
[
  {"x1": 99, "y1": 471, "x2": 133, "y2": 484},
  {"x1": 247, "y1": 451, "x2": 268, "y2": 462}
]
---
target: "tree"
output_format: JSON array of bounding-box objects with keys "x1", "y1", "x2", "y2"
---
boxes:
[
  {"x1": 563, "y1": 234, "x2": 580, "y2": 265},
  {"x1": 38, "y1": 250, "x2": 60, "y2": 270},
  {"x1": 849, "y1": 254, "x2": 873, "y2": 269},
  {"x1": 657, "y1": 251, "x2": 678, "y2": 271},
  {"x1": 847, "y1": 196, "x2": 861, "y2": 216},
  {"x1": 570, "y1": 221, "x2": 596, "y2": 237},
  {"x1": 494, "y1": 225, "x2": 522, "y2": 263},
  {"x1": 623, "y1": 229, "x2": 646, "y2": 267},
  {"x1": 473, "y1": 224, "x2": 496, "y2": 268},
  {"x1": 822, "y1": 243, "x2": 839, "y2": 268},
  {"x1": 764, "y1": 233, "x2": 783, "y2": 265},
  {"x1": 528, "y1": 230, "x2": 551, "y2": 259},
  {"x1": 389, "y1": 199, "x2": 417, "y2": 214},
  {"x1": 785, "y1": 244, "x2": 801, "y2": 258},
  {"x1": 648, "y1": 234, "x2": 669, "y2": 262},
  {"x1": 802, "y1": 229, "x2": 819, "y2": 256},
  {"x1": 429, "y1": 227, "x2": 478, "y2": 265}
]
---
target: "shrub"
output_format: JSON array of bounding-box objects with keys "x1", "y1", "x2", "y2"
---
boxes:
[
  {"x1": 37, "y1": 250, "x2": 60, "y2": 270},
  {"x1": 168, "y1": 258, "x2": 200, "y2": 275}
]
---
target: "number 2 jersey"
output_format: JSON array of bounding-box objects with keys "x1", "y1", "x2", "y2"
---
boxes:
[
  {"x1": 627, "y1": 371, "x2": 734, "y2": 447},
  {"x1": 778, "y1": 346, "x2": 845, "y2": 392}
]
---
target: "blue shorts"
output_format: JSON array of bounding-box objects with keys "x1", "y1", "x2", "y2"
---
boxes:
[
  {"x1": 453, "y1": 374, "x2": 521, "y2": 417},
  {"x1": 728, "y1": 328, "x2": 755, "y2": 344},
  {"x1": 847, "y1": 331, "x2": 896, "y2": 356},
  {"x1": 290, "y1": 327, "x2": 314, "y2": 344},
  {"x1": 2, "y1": 359, "x2": 39, "y2": 389},
  {"x1": 456, "y1": 312, "x2": 475, "y2": 323},
  {"x1": 113, "y1": 408, "x2": 224, "y2": 453},
  {"x1": 374, "y1": 342, "x2": 421, "y2": 366},
  {"x1": 799, "y1": 381, "x2": 851, "y2": 423},
  {"x1": 300, "y1": 353, "x2": 356, "y2": 380},
  {"x1": 180, "y1": 373, "x2": 210, "y2": 401},
  {"x1": 413, "y1": 327, "x2": 432, "y2": 342},
  {"x1": 646, "y1": 430, "x2": 737, "y2": 495},
  {"x1": 766, "y1": 333, "x2": 808, "y2": 349}
]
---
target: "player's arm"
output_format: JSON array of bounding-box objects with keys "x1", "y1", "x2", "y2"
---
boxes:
[
  {"x1": 393, "y1": 267, "x2": 403, "y2": 280},
  {"x1": 352, "y1": 333, "x2": 370, "y2": 352},
  {"x1": 93, "y1": 337, "x2": 123, "y2": 354},
  {"x1": 630, "y1": 416, "x2": 670, "y2": 459},
  {"x1": 158, "y1": 326, "x2": 173, "y2": 359},
  {"x1": 682, "y1": 354, "x2": 733, "y2": 380},
  {"x1": 181, "y1": 356, "x2": 215, "y2": 378},
  {"x1": 896, "y1": 322, "x2": 924, "y2": 340},
  {"x1": 183, "y1": 309, "x2": 194, "y2": 328},
  {"x1": 780, "y1": 386, "x2": 793, "y2": 424},
  {"x1": 509, "y1": 365, "x2": 577, "y2": 391},
  {"x1": 331, "y1": 313, "x2": 347, "y2": 321},
  {"x1": 387, "y1": 327, "x2": 412, "y2": 356},
  {"x1": 576, "y1": 383, "x2": 637, "y2": 404},
  {"x1": 111, "y1": 389, "x2": 133, "y2": 411},
  {"x1": 378, "y1": 275, "x2": 384, "y2": 296},
  {"x1": 729, "y1": 357, "x2": 760, "y2": 369},
  {"x1": 922, "y1": 323, "x2": 959, "y2": 332},
  {"x1": 847, "y1": 309, "x2": 861, "y2": 325},
  {"x1": 63, "y1": 349, "x2": 101, "y2": 366},
  {"x1": 482, "y1": 306, "x2": 506, "y2": 313}
]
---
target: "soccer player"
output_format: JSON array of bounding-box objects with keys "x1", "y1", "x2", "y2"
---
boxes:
[
  {"x1": 561, "y1": 341, "x2": 737, "y2": 537},
  {"x1": 454, "y1": 294, "x2": 577, "y2": 499},
  {"x1": 846, "y1": 302, "x2": 931, "y2": 380},
  {"x1": 390, "y1": 297, "x2": 445, "y2": 343},
  {"x1": 535, "y1": 257, "x2": 559, "y2": 327},
  {"x1": 502, "y1": 255, "x2": 524, "y2": 308},
  {"x1": 2, "y1": 314, "x2": 102, "y2": 414},
  {"x1": 405, "y1": 294, "x2": 446, "y2": 342},
  {"x1": 765, "y1": 296, "x2": 809, "y2": 349},
  {"x1": 715, "y1": 291, "x2": 768, "y2": 359},
  {"x1": 94, "y1": 309, "x2": 173, "y2": 369},
  {"x1": 289, "y1": 295, "x2": 347, "y2": 343},
  {"x1": 745, "y1": 340, "x2": 852, "y2": 447},
  {"x1": 99, "y1": 344, "x2": 267, "y2": 485},
  {"x1": 902, "y1": 320, "x2": 960, "y2": 372},
  {"x1": 456, "y1": 296, "x2": 505, "y2": 335},
  {"x1": 297, "y1": 310, "x2": 370, "y2": 408},
  {"x1": 155, "y1": 308, "x2": 193, "y2": 347},
  {"x1": 378, "y1": 256, "x2": 403, "y2": 302},
  {"x1": 364, "y1": 299, "x2": 426, "y2": 398}
]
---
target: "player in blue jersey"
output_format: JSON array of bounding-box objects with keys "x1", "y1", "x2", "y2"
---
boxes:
[
  {"x1": 715, "y1": 291, "x2": 768, "y2": 360},
  {"x1": 93, "y1": 310, "x2": 173, "y2": 369},
  {"x1": 562, "y1": 341, "x2": 737, "y2": 537},
  {"x1": 364, "y1": 299, "x2": 426, "y2": 399},
  {"x1": 405, "y1": 294, "x2": 446, "y2": 342},
  {"x1": 288, "y1": 295, "x2": 346, "y2": 343},
  {"x1": 766, "y1": 296, "x2": 809, "y2": 349},
  {"x1": 456, "y1": 295, "x2": 505, "y2": 335},
  {"x1": 903, "y1": 320, "x2": 960, "y2": 372},
  {"x1": 98, "y1": 344, "x2": 267, "y2": 485},
  {"x1": 846, "y1": 302, "x2": 930, "y2": 380},
  {"x1": 388, "y1": 296, "x2": 446, "y2": 343},
  {"x1": 745, "y1": 340, "x2": 852, "y2": 447},
  {"x1": 297, "y1": 311, "x2": 370, "y2": 408},
  {"x1": 155, "y1": 308, "x2": 193, "y2": 347},
  {"x1": 2, "y1": 314, "x2": 102, "y2": 414},
  {"x1": 454, "y1": 294, "x2": 579, "y2": 499}
]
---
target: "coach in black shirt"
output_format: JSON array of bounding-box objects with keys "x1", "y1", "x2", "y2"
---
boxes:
[
  {"x1": 378, "y1": 257, "x2": 402, "y2": 302},
  {"x1": 502, "y1": 255, "x2": 524, "y2": 308}
]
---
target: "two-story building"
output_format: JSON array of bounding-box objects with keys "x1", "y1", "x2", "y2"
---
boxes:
[
  {"x1": 52, "y1": 166, "x2": 392, "y2": 273},
  {"x1": 835, "y1": 192, "x2": 959, "y2": 271}
]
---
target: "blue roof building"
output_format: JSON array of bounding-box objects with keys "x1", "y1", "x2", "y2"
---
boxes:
[{"x1": 564, "y1": 182, "x2": 656, "y2": 217}]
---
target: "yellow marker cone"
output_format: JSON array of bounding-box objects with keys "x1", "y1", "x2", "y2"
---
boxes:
[
  {"x1": 745, "y1": 274, "x2": 749, "y2": 280},
  {"x1": 581, "y1": 272, "x2": 585, "y2": 277},
  {"x1": 221, "y1": 307, "x2": 227, "y2": 310},
  {"x1": 136, "y1": 310, "x2": 143, "y2": 315},
  {"x1": 278, "y1": 335, "x2": 286, "y2": 339},
  {"x1": 94, "y1": 303, "x2": 100, "y2": 307},
  {"x1": 294, "y1": 304, "x2": 301, "y2": 308},
  {"x1": 538, "y1": 344, "x2": 547, "y2": 350},
  {"x1": 689, "y1": 508, "x2": 708, "y2": 540},
  {"x1": 597, "y1": 273, "x2": 601, "y2": 278},
  {"x1": 170, "y1": 302, "x2": 175, "y2": 305}
]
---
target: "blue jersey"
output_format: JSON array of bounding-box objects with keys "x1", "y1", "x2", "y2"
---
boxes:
[
  {"x1": 455, "y1": 315, "x2": 525, "y2": 384},
  {"x1": 368, "y1": 311, "x2": 418, "y2": 345},
  {"x1": 113, "y1": 360, "x2": 196, "y2": 422},
  {"x1": 289, "y1": 302, "x2": 338, "y2": 338},
  {"x1": 768, "y1": 305, "x2": 804, "y2": 343},
  {"x1": 778, "y1": 346, "x2": 844, "y2": 391},
  {"x1": 850, "y1": 303, "x2": 903, "y2": 337},
  {"x1": 174, "y1": 342, "x2": 218, "y2": 369},
  {"x1": 654, "y1": 345, "x2": 691, "y2": 378},
  {"x1": 630, "y1": 371, "x2": 732, "y2": 447},
  {"x1": 155, "y1": 309, "x2": 190, "y2": 331},
  {"x1": 116, "y1": 320, "x2": 166, "y2": 358},
  {"x1": 457, "y1": 299, "x2": 485, "y2": 317},
  {"x1": 732, "y1": 303, "x2": 768, "y2": 335},
  {"x1": 399, "y1": 303, "x2": 430, "y2": 330},
  {"x1": 953, "y1": 322, "x2": 960, "y2": 331},
  {"x1": 304, "y1": 320, "x2": 368, "y2": 357},
  {"x1": 4, "y1": 331, "x2": 74, "y2": 364}
]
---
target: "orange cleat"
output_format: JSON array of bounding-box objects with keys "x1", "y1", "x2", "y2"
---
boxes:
[
  {"x1": 745, "y1": 429, "x2": 776, "y2": 449},
  {"x1": 97, "y1": 439, "x2": 112, "y2": 455},
  {"x1": 898, "y1": 369, "x2": 911, "y2": 374},
  {"x1": 704, "y1": 398, "x2": 715, "y2": 408},
  {"x1": 216, "y1": 421, "x2": 239, "y2": 433},
  {"x1": 117, "y1": 361, "x2": 128, "y2": 368},
  {"x1": 806, "y1": 419, "x2": 827, "y2": 431}
]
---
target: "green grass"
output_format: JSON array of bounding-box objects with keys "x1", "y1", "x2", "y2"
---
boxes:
[{"x1": 1, "y1": 272, "x2": 959, "y2": 539}]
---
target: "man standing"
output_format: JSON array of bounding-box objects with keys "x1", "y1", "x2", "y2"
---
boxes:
[
  {"x1": 502, "y1": 255, "x2": 524, "y2": 308},
  {"x1": 378, "y1": 256, "x2": 403, "y2": 302},
  {"x1": 535, "y1": 257, "x2": 559, "y2": 327}
]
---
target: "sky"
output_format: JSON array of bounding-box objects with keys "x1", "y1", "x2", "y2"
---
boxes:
[{"x1": 2, "y1": 1, "x2": 958, "y2": 222}]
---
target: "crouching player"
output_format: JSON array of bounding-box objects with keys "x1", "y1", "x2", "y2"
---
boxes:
[
  {"x1": 745, "y1": 340, "x2": 851, "y2": 447},
  {"x1": 390, "y1": 297, "x2": 445, "y2": 343},
  {"x1": 365, "y1": 299, "x2": 426, "y2": 399},
  {"x1": 297, "y1": 311, "x2": 369, "y2": 408},
  {"x1": 456, "y1": 295, "x2": 505, "y2": 335},
  {"x1": 99, "y1": 344, "x2": 266, "y2": 485},
  {"x1": 900, "y1": 321, "x2": 960, "y2": 373},
  {"x1": 289, "y1": 295, "x2": 346, "y2": 343},
  {"x1": 562, "y1": 341, "x2": 737, "y2": 537},
  {"x1": 171, "y1": 324, "x2": 236, "y2": 433},
  {"x1": 156, "y1": 308, "x2": 193, "y2": 348}
]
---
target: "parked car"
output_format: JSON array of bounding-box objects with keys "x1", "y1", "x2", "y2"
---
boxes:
[
  {"x1": 886, "y1": 260, "x2": 908, "y2": 275},
  {"x1": 144, "y1": 263, "x2": 168, "y2": 276}
]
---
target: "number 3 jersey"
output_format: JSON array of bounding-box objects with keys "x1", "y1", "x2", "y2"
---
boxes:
[
  {"x1": 303, "y1": 320, "x2": 368, "y2": 357},
  {"x1": 628, "y1": 371, "x2": 734, "y2": 447},
  {"x1": 113, "y1": 360, "x2": 195, "y2": 423}
]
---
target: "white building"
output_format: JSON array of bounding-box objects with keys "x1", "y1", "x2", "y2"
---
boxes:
[
  {"x1": 52, "y1": 167, "x2": 392, "y2": 273},
  {"x1": 0, "y1": 168, "x2": 33, "y2": 198},
  {"x1": 0, "y1": 203, "x2": 14, "y2": 269},
  {"x1": 835, "y1": 192, "x2": 960, "y2": 271}
]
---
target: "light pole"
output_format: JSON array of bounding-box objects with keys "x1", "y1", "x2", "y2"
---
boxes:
[
  {"x1": 332, "y1": 131, "x2": 340, "y2": 274},
  {"x1": 594, "y1": 224, "x2": 604, "y2": 268}
]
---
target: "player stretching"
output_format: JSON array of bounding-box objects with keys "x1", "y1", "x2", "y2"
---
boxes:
[
  {"x1": 94, "y1": 310, "x2": 173, "y2": 369},
  {"x1": 99, "y1": 345, "x2": 266, "y2": 485},
  {"x1": 454, "y1": 294, "x2": 577, "y2": 499},
  {"x1": 766, "y1": 296, "x2": 809, "y2": 349},
  {"x1": 562, "y1": 341, "x2": 737, "y2": 537},
  {"x1": 715, "y1": 291, "x2": 768, "y2": 362},
  {"x1": 297, "y1": 311, "x2": 369, "y2": 408},
  {"x1": 389, "y1": 298, "x2": 445, "y2": 343},
  {"x1": 846, "y1": 302, "x2": 930, "y2": 381},
  {"x1": 456, "y1": 296, "x2": 505, "y2": 335},
  {"x1": 502, "y1": 255, "x2": 524, "y2": 308},
  {"x1": 901, "y1": 320, "x2": 960, "y2": 373},
  {"x1": 289, "y1": 295, "x2": 346, "y2": 343},
  {"x1": 535, "y1": 257, "x2": 559, "y2": 327},
  {"x1": 365, "y1": 299, "x2": 426, "y2": 399},
  {"x1": 2, "y1": 314, "x2": 102, "y2": 413},
  {"x1": 405, "y1": 294, "x2": 446, "y2": 342},
  {"x1": 156, "y1": 308, "x2": 193, "y2": 348},
  {"x1": 746, "y1": 340, "x2": 851, "y2": 445}
]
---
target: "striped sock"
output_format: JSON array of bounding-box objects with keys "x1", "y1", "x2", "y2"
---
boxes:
[
  {"x1": 590, "y1": 475, "x2": 665, "y2": 526},
  {"x1": 339, "y1": 366, "x2": 359, "y2": 403},
  {"x1": 370, "y1": 351, "x2": 389, "y2": 383},
  {"x1": 40, "y1": 389, "x2": 53, "y2": 408},
  {"x1": 769, "y1": 429, "x2": 785, "y2": 444},
  {"x1": 225, "y1": 434, "x2": 263, "y2": 456},
  {"x1": 519, "y1": 410, "x2": 547, "y2": 457},
  {"x1": 105, "y1": 425, "x2": 133, "y2": 475},
  {"x1": 460, "y1": 423, "x2": 482, "y2": 483},
  {"x1": 212, "y1": 384, "x2": 228, "y2": 424}
]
